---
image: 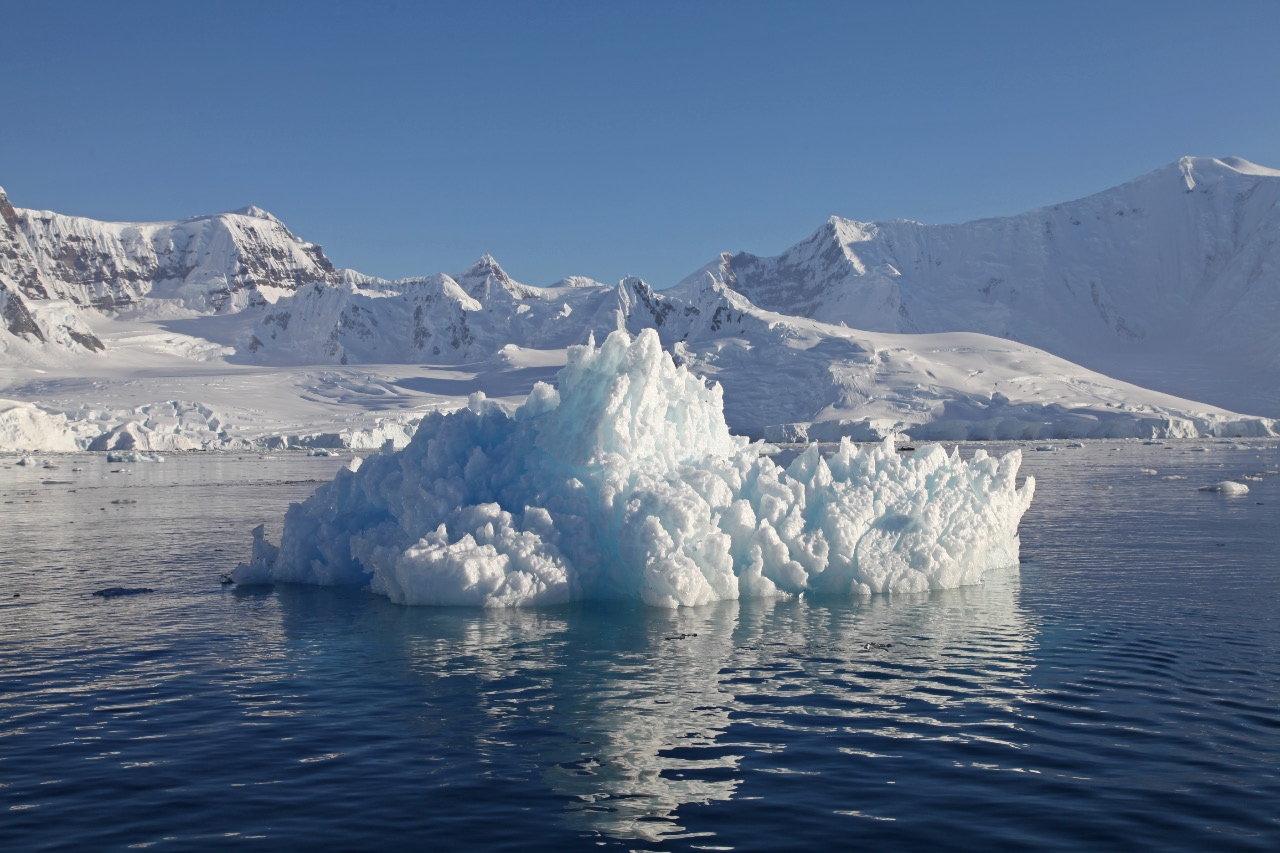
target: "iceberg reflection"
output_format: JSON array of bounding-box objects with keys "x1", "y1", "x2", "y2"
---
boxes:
[{"x1": 267, "y1": 568, "x2": 1035, "y2": 843}]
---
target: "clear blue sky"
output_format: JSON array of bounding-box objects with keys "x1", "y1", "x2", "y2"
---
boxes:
[{"x1": 3, "y1": 0, "x2": 1278, "y2": 287}]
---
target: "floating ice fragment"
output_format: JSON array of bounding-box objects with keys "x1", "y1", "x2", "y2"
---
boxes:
[
  {"x1": 234, "y1": 330, "x2": 1035, "y2": 607},
  {"x1": 1161, "y1": 475, "x2": 1187, "y2": 481},
  {"x1": 106, "y1": 451, "x2": 163, "y2": 463},
  {"x1": 233, "y1": 524, "x2": 280, "y2": 585},
  {"x1": 92, "y1": 587, "x2": 154, "y2": 598},
  {"x1": 1139, "y1": 468, "x2": 1158, "y2": 475},
  {"x1": 1198, "y1": 481, "x2": 1249, "y2": 494}
]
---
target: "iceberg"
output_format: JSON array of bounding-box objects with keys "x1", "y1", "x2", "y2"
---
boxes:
[
  {"x1": 234, "y1": 330, "x2": 1035, "y2": 607},
  {"x1": 105, "y1": 450, "x2": 164, "y2": 463},
  {"x1": 1198, "y1": 481, "x2": 1249, "y2": 495}
]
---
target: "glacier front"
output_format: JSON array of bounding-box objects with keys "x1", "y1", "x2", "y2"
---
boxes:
[{"x1": 234, "y1": 329, "x2": 1035, "y2": 607}]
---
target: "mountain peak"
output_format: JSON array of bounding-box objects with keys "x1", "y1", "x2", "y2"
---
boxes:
[
  {"x1": 455, "y1": 254, "x2": 539, "y2": 300},
  {"x1": 0, "y1": 186, "x2": 16, "y2": 227},
  {"x1": 462, "y1": 254, "x2": 510, "y2": 281},
  {"x1": 809, "y1": 215, "x2": 875, "y2": 249},
  {"x1": 232, "y1": 205, "x2": 283, "y2": 224}
]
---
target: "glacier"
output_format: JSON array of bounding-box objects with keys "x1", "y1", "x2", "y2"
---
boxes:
[{"x1": 233, "y1": 330, "x2": 1035, "y2": 607}]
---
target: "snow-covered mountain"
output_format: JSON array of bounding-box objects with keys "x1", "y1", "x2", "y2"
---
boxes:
[
  {"x1": 1, "y1": 158, "x2": 1277, "y2": 451},
  {"x1": 674, "y1": 157, "x2": 1280, "y2": 416},
  {"x1": 0, "y1": 187, "x2": 337, "y2": 328},
  {"x1": 243, "y1": 255, "x2": 698, "y2": 365}
]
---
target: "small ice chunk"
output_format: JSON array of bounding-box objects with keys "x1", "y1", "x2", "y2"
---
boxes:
[
  {"x1": 106, "y1": 451, "x2": 163, "y2": 463},
  {"x1": 230, "y1": 524, "x2": 280, "y2": 585},
  {"x1": 1161, "y1": 475, "x2": 1187, "y2": 481},
  {"x1": 1139, "y1": 468, "x2": 1158, "y2": 475},
  {"x1": 1035, "y1": 445, "x2": 1055, "y2": 451},
  {"x1": 1198, "y1": 481, "x2": 1249, "y2": 494},
  {"x1": 92, "y1": 587, "x2": 154, "y2": 598}
]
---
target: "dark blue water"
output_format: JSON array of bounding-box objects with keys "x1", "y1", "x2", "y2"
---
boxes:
[{"x1": 2, "y1": 442, "x2": 1278, "y2": 850}]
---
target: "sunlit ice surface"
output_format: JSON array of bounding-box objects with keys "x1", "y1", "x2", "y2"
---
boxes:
[{"x1": 233, "y1": 329, "x2": 1034, "y2": 606}]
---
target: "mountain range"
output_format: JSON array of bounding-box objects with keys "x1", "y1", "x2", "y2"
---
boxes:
[{"x1": 1, "y1": 156, "x2": 1277, "y2": 451}]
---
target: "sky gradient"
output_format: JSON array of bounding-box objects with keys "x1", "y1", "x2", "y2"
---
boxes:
[{"x1": 3, "y1": 0, "x2": 1279, "y2": 287}]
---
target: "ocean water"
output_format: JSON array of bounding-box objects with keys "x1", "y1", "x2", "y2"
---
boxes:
[{"x1": 2, "y1": 441, "x2": 1278, "y2": 851}]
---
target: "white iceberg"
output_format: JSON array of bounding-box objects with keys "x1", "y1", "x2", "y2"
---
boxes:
[
  {"x1": 1198, "y1": 481, "x2": 1249, "y2": 495},
  {"x1": 234, "y1": 330, "x2": 1035, "y2": 607},
  {"x1": 0, "y1": 399, "x2": 78, "y2": 453},
  {"x1": 105, "y1": 450, "x2": 164, "y2": 463}
]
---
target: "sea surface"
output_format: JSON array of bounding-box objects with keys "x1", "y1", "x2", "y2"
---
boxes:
[{"x1": 2, "y1": 441, "x2": 1278, "y2": 851}]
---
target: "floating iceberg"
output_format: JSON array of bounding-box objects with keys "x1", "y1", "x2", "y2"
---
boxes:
[
  {"x1": 1198, "y1": 481, "x2": 1249, "y2": 494},
  {"x1": 234, "y1": 330, "x2": 1035, "y2": 607},
  {"x1": 105, "y1": 450, "x2": 164, "y2": 463}
]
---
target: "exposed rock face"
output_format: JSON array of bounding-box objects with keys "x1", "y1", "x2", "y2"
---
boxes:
[
  {"x1": 2, "y1": 183, "x2": 343, "y2": 354},
  {"x1": 0, "y1": 187, "x2": 104, "y2": 352},
  {"x1": 0, "y1": 282, "x2": 44, "y2": 341},
  {"x1": 8, "y1": 201, "x2": 339, "y2": 315}
]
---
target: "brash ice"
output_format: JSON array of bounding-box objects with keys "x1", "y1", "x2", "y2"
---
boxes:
[{"x1": 233, "y1": 330, "x2": 1035, "y2": 607}]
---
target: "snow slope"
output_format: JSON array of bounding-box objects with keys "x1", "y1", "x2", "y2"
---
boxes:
[{"x1": 674, "y1": 157, "x2": 1280, "y2": 416}]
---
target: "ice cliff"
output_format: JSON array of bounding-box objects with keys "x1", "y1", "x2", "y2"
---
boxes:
[{"x1": 234, "y1": 330, "x2": 1035, "y2": 607}]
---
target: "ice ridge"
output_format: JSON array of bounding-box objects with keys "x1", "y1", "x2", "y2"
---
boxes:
[{"x1": 233, "y1": 330, "x2": 1035, "y2": 606}]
